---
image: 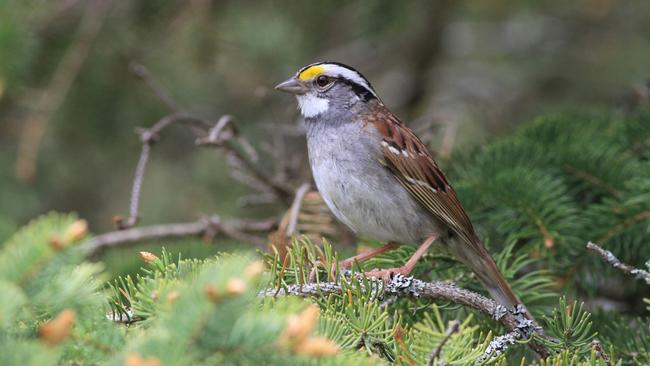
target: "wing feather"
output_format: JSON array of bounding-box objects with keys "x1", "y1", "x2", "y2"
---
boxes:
[{"x1": 364, "y1": 105, "x2": 480, "y2": 248}]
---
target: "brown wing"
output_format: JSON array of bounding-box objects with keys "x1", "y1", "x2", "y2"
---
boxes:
[
  {"x1": 363, "y1": 104, "x2": 479, "y2": 247},
  {"x1": 362, "y1": 104, "x2": 525, "y2": 311}
]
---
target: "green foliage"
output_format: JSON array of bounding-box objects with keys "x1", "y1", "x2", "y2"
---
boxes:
[
  {"x1": 0, "y1": 213, "x2": 124, "y2": 365},
  {"x1": 600, "y1": 316, "x2": 650, "y2": 365},
  {"x1": 1, "y1": 111, "x2": 650, "y2": 364},
  {"x1": 409, "y1": 309, "x2": 495, "y2": 365},
  {"x1": 536, "y1": 349, "x2": 614, "y2": 366},
  {"x1": 0, "y1": 2, "x2": 38, "y2": 98},
  {"x1": 537, "y1": 298, "x2": 596, "y2": 355}
]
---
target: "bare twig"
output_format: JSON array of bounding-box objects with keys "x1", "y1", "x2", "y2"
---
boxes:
[
  {"x1": 286, "y1": 183, "x2": 311, "y2": 236},
  {"x1": 260, "y1": 273, "x2": 549, "y2": 357},
  {"x1": 564, "y1": 164, "x2": 622, "y2": 198},
  {"x1": 597, "y1": 210, "x2": 650, "y2": 244},
  {"x1": 116, "y1": 141, "x2": 149, "y2": 229},
  {"x1": 237, "y1": 193, "x2": 277, "y2": 207},
  {"x1": 113, "y1": 113, "x2": 211, "y2": 229},
  {"x1": 117, "y1": 62, "x2": 294, "y2": 227},
  {"x1": 427, "y1": 320, "x2": 460, "y2": 366},
  {"x1": 129, "y1": 61, "x2": 180, "y2": 112},
  {"x1": 437, "y1": 118, "x2": 458, "y2": 159},
  {"x1": 628, "y1": 137, "x2": 650, "y2": 154},
  {"x1": 586, "y1": 241, "x2": 650, "y2": 284},
  {"x1": 16, "y1": 0, "x2": 112, "y2": 181},
  {"x1": 83, "y1": 216, "x2": 276, "y2": 256}
]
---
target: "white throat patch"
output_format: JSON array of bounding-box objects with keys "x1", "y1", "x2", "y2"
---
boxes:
[{"x1": 296, "y1": 93, "x2": 329, "y2": 118}]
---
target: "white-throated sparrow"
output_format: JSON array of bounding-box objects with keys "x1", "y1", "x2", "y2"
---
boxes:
[{"x1": 275, "y1": 62, "x2": 521, "y2": 310}]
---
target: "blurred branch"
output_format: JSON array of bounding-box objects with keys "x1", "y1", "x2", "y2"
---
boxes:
[
  {"x1": 16, "y1": 0, "x2": 112, "y2": 181},
  {"x1": 113, "y1": 113, "x2": 211, "y2": 229},
  {"x1": 29, "y1": 0, "x2": 86, "y2": 32},
  {"x1": 261, "y1": 273, "x2": 549, "y2": 358},
  {"x1": 114, "y1": 63, "x2": 295, "y2": 229},
  {"x1": 286, "y1": 183, "x2": 311, "y2": 236},
  {"x1": 427, "y1": 320, "x2": 460, "y2": 366},
  {"x1": 129, "y1": 62, "x2": 181, "y2": 112},
  {"x1": 96, "y1": 61, "x2": 301, "y2": 258},
  {"x1": 131, "y1": 62, "x2": 292, "y2": 199},
  {"x1": 402, "y1": 0, "x2": 455, "y2": 119},
  {"x1": 586, "y1": 241, "x2": 650, "y2": 284},
  {"x1": 83, "y1": 216, "x2": 276, "y2": 256}
]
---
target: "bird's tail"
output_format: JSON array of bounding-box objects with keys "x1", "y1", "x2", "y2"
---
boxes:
[
  {"x1": 449, "y1": 237, "x2": 530, "y2": 316},
  {"x1": 471, "y1": 248, "x2": 521, "y2": 310}
]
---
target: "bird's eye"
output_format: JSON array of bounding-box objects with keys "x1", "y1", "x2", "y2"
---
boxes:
[{"x1": 315, "y1": 75, "x2": 331, "y2": 88}]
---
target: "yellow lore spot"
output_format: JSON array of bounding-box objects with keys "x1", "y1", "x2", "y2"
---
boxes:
[{"x1": 298, "y1": 65, "x2": 325, "y2": 81}]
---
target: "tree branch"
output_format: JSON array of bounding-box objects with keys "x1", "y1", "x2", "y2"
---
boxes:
[
  {"x1": 114, "y1": 63, "x2": 295, "y2": 230},
  {"x1": 83, "y1": 216, "x2": 276, "y2": 256},
  {"x1": 285, "y1": 183, "x2": 311, "y2": 236},
  {"x1": 260, "y1": 273, "x2": 549, "y2": 358},
  {"x1": 16, "y1": 0, "x2": 112, "y2": 181},
  {"x1": 113, "y1": 113, "x2": 212, "y2": 229},
  {"x1": 427, "y1": 320, "x2": 459, "y2": 366},
  {"x1": 586, "y1": 241, "x2": 650, "y2": 285}
]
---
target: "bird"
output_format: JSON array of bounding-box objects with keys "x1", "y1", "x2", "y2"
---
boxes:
[{"x1": 275, "y1": 61, "x2": 522, "y2": 310}]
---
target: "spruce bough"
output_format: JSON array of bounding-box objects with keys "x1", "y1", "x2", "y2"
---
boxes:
[{"x1": 1, "y1": 110, "x2": 649, "y2": 365}]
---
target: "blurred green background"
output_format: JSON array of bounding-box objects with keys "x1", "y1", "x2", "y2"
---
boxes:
[{"x1": 1, "y1": 0, "x2": 649, "y2": 277}]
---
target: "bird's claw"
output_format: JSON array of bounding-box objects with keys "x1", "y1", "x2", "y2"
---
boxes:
[
  {"x1": 363, "y1": 267, "x2": 407, "y2": 283},
  {"x1": 309, "y1": 260, "x2": 351, "y2": 282}
]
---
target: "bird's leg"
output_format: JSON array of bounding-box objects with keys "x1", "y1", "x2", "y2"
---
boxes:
[
  {"x1": 338, "y1": 242, "x2": 400, "y2": 269},
  {"x1": 365, "y1": 234, "x2": 437, "y2": 282},
  {"x1": 309, "y1": 242, "x2": 400, "y2": 281}
]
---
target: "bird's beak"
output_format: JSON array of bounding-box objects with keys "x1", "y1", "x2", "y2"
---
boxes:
[{"x1": 274, "y1": 77, "x2": 309, "y2": 95}]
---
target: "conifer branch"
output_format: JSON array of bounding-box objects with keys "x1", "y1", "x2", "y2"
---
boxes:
[
  {"x1": 596, "y1": 211, "x2": 650, "y2": 244},
  {"x1": 478, "y1": 330, "x2": 519, "y2": 363},
  {"x1": 261, "y1": 273, "x2": 549, "y2": 357},
  {"x1": 427, "y1": 320, "x2": 459, "y2": 366},
  {"x1": 586, "y1": 241, "x2": 650, "y2": 284}
]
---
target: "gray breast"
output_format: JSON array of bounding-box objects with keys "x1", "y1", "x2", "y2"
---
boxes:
[{"x1": 305, "y1": 119, "x2": 439, "y2": 244}]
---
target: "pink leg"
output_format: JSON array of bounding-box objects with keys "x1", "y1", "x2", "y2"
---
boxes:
[
  {"x1": 310, "y1": 242, "x2": 400, "y2": 281},
  {"x1": 365, "y1": 234, "x2": 437, "y2": 281},
  {"x1": 338, "y1": 242, "x2": 400, "y2": 268}
]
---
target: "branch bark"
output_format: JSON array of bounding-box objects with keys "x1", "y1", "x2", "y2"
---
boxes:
[
  {"x1": 83, "y1": 216, "x2": 276, "y2": 256},
  {"x1": 427, "y1": 320, "x2": 459, "y2": 366},
  {"x1": 586, "y1": 241, "x2": 650, "y2": 284},
  {"x1": 260, "y1": 273, "x2": 549, "y2": 358}
]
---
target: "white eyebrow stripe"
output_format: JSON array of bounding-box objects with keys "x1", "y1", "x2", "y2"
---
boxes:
[{"x1": 320, "y1": 64, "x2": 378, "y2": 98}]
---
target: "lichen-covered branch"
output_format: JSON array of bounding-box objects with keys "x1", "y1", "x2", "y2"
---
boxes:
[
  {"x1": 260, "y1": 273, "x2": 549, "y2": 357},
  {"x1": 586, "y1": 241, "x2": 650, "y2": 285}
]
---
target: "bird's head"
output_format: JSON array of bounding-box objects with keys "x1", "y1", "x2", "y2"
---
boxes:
[{"x1": 275, "y1": 62, "x2": 378, "y2": 118}]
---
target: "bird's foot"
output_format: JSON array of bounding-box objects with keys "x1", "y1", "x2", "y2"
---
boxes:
[
  {"x1": 363, "y1": 267, "x2": 409, "y2": 283},
  {"x1": 309, "y1": 259, "x2": 352, "y2": 282}
]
